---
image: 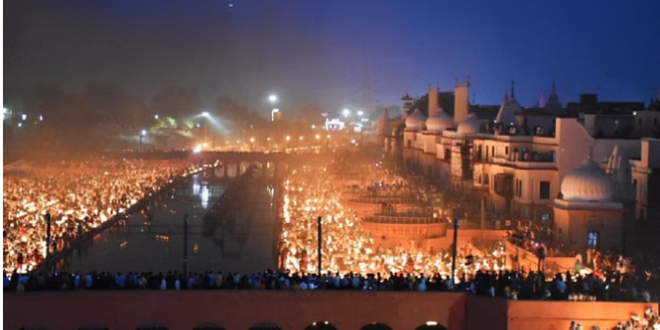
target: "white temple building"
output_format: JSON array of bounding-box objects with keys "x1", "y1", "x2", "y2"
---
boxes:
[{"x1": 381, "y1": 80, "x2": 660, "y2": 256}]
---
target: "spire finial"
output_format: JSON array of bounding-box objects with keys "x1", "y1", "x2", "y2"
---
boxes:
[{"x1": 511, "y1": 79, "x2": 515, "y2": 99}]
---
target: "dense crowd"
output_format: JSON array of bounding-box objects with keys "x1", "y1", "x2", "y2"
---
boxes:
[
  {"x1": 2, "y1": 159, "x2": 207, "y2": 274},
  {"x1": 2, "y1": 268, "x2": 653, "y2": 303},
  {"x1": 278, "y1": 164, "x2": 504, "y2": 278}
]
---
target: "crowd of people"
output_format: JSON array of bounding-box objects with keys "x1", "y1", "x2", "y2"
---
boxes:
[
  {"x1": 3, "y1": 159, "x2": 206, "y2": 274},
  {"x1": 2, "y1": 267, "x2": 654, "y2": 303},
  {"x1": 278, "y1": 164, "x2": 502, "y2": 278}
]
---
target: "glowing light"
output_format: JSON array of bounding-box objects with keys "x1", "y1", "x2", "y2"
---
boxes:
[
  {"x1": 286, "y1": 136, "x2": 291, "y2": 141},
  {"x1": 269, "y1": 94, "x2": 278, "y2": 103},
  {"x1": 357, "y1": 110, "x2": 364, "y2": 116},
  {"x1": 342, "y1": 109, "x2": 350, "y2": 117},
  {"x1": 22, "y1": 114, "x2": 27, "y2": 121},
  {"x1": 39, "y1": 115, "x2": 44, "y2": 121},
  {"x1": 250, "y1": 137, "x2": 255, "y2": 143},
  {"x1": 141, "y1": 129, "x2": 147, "y2": 136},
  {"x1": 299, "y1": 136, "x2": 304, "y2": 141},
  {"x1": 315, "y1": 134, "x2": 320, "y2": 140},
  {"x1": 154, "y1": 114, "x2": 159, "y2": 119},
  {"x1": 201, "y1": 111, "x2": 210, "y2": 117}
]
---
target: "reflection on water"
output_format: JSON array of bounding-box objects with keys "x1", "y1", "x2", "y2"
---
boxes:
[{"x1": 59, "y1": 173, "x2": 278, "y2": 274}]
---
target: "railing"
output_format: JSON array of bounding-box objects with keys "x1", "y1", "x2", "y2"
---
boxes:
[
  {"x1": 363, "y1": 215, "x2": 443, "y2": 225},
  {"x1": 349, "y1": 196, "x2": 421, "y2": 204}
]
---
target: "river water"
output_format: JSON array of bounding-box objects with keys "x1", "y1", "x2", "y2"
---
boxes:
[{"x1": 58, "y1": 172, "x2": 279, "y2": 274}]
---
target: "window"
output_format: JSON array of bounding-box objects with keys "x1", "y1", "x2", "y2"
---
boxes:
[
  {"x1": 407, "y1": 140, "x2": 412, "y2": 147},
  {"x1": 505, "y1": 146, "x2": 509, "y2": 155},
  {"x1": 539, "y1": 181, "x2": 550, "y2": 199},
  {"x1": 587, "y1": 231, "x2": 599, "y2": 248}
]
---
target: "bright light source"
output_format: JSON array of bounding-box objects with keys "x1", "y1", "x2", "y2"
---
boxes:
[
  {"x1": 311, "y1": 124, "x2": 316, "y2": 129},
  {"x1": 326, "y1": 135, "x2": 330, "y2": 139},
  {"x1": 267, "y1": 137, "x2": 271, "y2": 141},
  {"x1": 39, "y1": 115, "x2": 44, "y2": 121},
  {"x1": 196, "y1": 123, "x2": 201, "y2": 128},
  {"x1": 250, "y1": 137, "x2": 255, "y2": 143},
  {"x1": 22, "y1": 114, "x2": 27, "y2": 121},
  {"x1": 201, "y1": 111, "x2": 210, "y2": 117},
  {"x1": 315, "y1": 134, "x2": 320, "y2": 140},
  {"x1": 17, "y1": 122, "x2": 22, "y2": 128},
  {"x1": 154, "y1": 114, "x2": 159, "y2": 119},
  {"x1": 342, "y1": 109, "x2": 350, "y2": 118},
  {"x1": 203, "y1": 143, "x2": 208, "y2": 148},
  {"x1": 299, "y1": 136, "x2": 304, "y2": 141},
  {"x1": 141, "y1": 129, "x2": 147, "y2": 136},
  {"x1": 426, "y1": 322, "x2": 438, "y2": 326},
  {"x1": 286, "y1": 136, "x2": 290, "y2": 141},
  {"x1": 351, "y1": 139, "x2": 356, "y2": 144},
  {"x1": 269, "y1": 94, "x2": 278, "y2": 103},
  {"x1": 357, "y1": 110, "x2": 364, "y2": 116}
]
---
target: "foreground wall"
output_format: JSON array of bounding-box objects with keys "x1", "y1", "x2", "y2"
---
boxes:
[
  {"x1": 3, "y1": 291, "x2": 467, "y2": 330},
  {"x1": 507, "y1": 300, "x2": 658, "y2": 330},
  {"x1": 4, "y1": 291, "x2": 656, "y2": 330}
]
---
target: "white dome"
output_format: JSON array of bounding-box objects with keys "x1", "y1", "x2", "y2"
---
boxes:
[
  {"x1": 457, "y1": 113, "x2": 481, "y2": 135},
  {"x1": 561, "y1": 158, "x2": 614, "y2": 203},
  {"x1": 405, "y1": 108, "x2": 426, "y2": 131},
  {"x1": 495, "y1": 98, "x2": 522, "y2": 125},
  {"x1": 425, "y1": 108, "x2": 453, "y2": 133}
]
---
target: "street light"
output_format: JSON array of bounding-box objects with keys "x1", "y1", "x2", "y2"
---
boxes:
[
  {"x1": 200, "y1": 112, "x2": 210, "y2": 148},
  {"x1": 342, "y1": 109, "x2": 350, "y2": 118},
  {"x1": 299, "y1": 136, "x2": 304, "y2": 141},
  {"x1": 154, "y1": 114, "x2": 159, "y2": 120},
  {"x1": 139, "y1": 129, "x2": 147, "y2": 152},
  {"x1": 357, "y1": 110, "x2": 364, "y2": 116},
  {"x1": 269, "y1": 94, "x2": 278, "y2": 103},
  {"x1": 285, "y1": 136, "x2": 290, "y2": 141},
  {"x1": 315, "y1": 134, "x2": 320, "y2": 140}
]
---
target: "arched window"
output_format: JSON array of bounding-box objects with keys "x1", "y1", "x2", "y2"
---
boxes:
[
  {"x1": 135, "y1": 324, "x2": 169, "y2": 330},
  {"x1": 361, "y1": 323, "x2": 393, "y2": 330},
  {"x1": 249, "y1": 322, "x2": 283, "y2": 330},
  {"x1": 305, "y1": 322, "x2": 338, "y2": 330},
  {"x1": 79, "y1": 324, "x2": 110, "y2": 330},
  {"x1": 415, "y1": 323, "x2": 449, "y2": 330},
  {"x1": 193, "y1": 323, "x2": 225, "y2": 330}
]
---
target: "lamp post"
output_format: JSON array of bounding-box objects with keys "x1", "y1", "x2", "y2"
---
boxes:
[
  {"x1": 44, "y1": 213, "x2": 52, "y2": 266},
  {"x1": 451, "y1": 215, "x2": 459, "y2": 291},
  {"x1": 201, "y1": 112, "x2": 210, "y2": 149},
  {"x1": 139, "y1": 129, "x2": 147, "y2": 152},
  {"x1": 183, "y1": 214, "x2": 189, "y2": 275},
  {"x1": 317, "y1": 216, "x2": 323, "y2": 275}
]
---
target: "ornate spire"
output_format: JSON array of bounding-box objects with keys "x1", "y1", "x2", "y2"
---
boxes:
[
  {"x1": 511, "y1": 79, "x2": 515, "y2": 99},
  {"x1": 504, "y1": 90, "x2": 509, "y2": 102}
]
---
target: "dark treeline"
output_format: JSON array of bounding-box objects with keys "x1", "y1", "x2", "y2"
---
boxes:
[{"x1": 2, "y1": 83, "x2": 270, "y2": 157}]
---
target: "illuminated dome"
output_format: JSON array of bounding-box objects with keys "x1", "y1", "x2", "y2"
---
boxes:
[
  {"x1": 405, "y1": 108, "x2": 426, "y2": 131},
  {"x1": 425, "y1": 108, "x2": 453, "y2": 133},
  {"x1": 457, "y1": 113, "x2": 481, "y2": 135},
  {"x1": 495, "y1": 97, "x2": 522, "y2": 125},
  {"x1": 377, "y1": 110, "x2": 391, "y2": 136},
  {"x1": 560, "y1": 158, "x2": 614, "y2": 203}
]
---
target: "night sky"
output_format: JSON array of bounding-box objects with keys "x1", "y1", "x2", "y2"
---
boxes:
[{"x1": 4, "y1": 0, "x2": 660, "y2": 114}]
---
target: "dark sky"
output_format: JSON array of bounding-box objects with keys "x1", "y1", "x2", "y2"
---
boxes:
[{"x1": 5, "y1": 0, "x2": 660, "y2": 113}]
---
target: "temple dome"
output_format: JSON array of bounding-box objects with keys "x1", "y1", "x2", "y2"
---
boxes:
[
  {"x1": 496, "y1": 97, "x2": 522, "y2": 125},
  {"x1": 560, "y1": 158, "x2": 615, "y2": 203},
  {"x1": 404, "y1": 108, "x2": 426, "y2": 131},
  {"x1": 425, "y1": 108, "x2": 453, "y2": 133},
  {"x1": 457, "y1": 113, "x2": 481, "y2": 135}
]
